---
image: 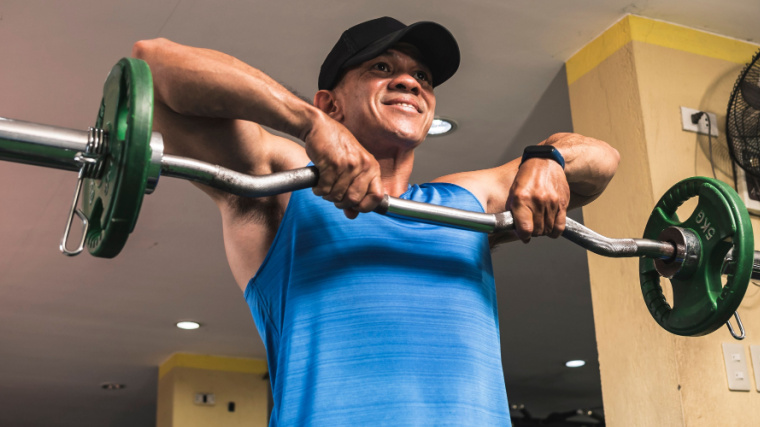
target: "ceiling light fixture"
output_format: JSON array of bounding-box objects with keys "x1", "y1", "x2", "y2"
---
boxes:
[
  {"x1": 427, "y1": 117, "x2": 457, "y2": 136},
  {"x1": 176, "y1": 321, "x2": 201, "y2": 330},
  {"x1": 565, "y1": 360, "x2": 586, "y2": 368}
]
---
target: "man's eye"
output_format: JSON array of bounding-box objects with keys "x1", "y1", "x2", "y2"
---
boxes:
[
  {"x1": 373, "y1": 63, "x2": 390, "y2": 72},
  {"x1": 415, "y1": 71, "x2": 430, "y2": 82}
]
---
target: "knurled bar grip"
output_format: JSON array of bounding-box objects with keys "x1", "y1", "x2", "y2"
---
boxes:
[
  {"x1": 160, "y1": 155, "x2": 322, "y2": 198},
  {"x1": 0, "y1": 116, "x2": 678, "y2": 261}
]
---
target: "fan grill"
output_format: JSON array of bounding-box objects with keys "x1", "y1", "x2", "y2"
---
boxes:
[{"x1": 727, "y1": 50, "x2": 760, "y2": 176}]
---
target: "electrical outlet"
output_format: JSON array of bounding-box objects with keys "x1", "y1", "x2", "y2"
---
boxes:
[
  {"x1": 680, "y1": 106, "x2": 719, "y2": 137},
  {"x1": 751, "y1": 346, "x2": 760, "y2": 392},
  {"x1": 722, "y1": 343, "x2": 751, "y2": 391},
  {"x1": 194, "y1": 392, "x2": 216, "y2": 405}
]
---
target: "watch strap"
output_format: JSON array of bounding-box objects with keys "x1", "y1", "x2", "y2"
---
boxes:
[{"x1": 520, "y1": 145, "x2": 565, "y2": 169}]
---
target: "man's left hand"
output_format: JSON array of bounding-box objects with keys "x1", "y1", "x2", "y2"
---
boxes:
[{"x1": 506, "y1": 158, "x2": 570, "y2": 243}]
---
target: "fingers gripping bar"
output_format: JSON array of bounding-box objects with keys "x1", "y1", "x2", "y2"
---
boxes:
[{"x1": 0, "y1": 58, "x2": 756, "y2": 340}]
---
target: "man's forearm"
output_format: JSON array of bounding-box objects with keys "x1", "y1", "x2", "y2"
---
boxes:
[
  {"x1": 132, "y1": 38, "x2": 321, "y2": 141},
  {"x1": 540, "y1": 133, "x2": 620, "y2": 206}
]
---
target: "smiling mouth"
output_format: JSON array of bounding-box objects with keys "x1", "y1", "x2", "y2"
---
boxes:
[{"x1": 385, "y1": 101, "x2": 421, "y2": 113}]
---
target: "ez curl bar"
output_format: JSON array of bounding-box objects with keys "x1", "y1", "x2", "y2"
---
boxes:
[{"x1": 1, "y1": 58, "x2": 757, "y2": 339}]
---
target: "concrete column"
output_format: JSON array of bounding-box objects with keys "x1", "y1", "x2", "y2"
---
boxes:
[{"x1": 566, "y1": 15, "x2": 760, "y2": 426}]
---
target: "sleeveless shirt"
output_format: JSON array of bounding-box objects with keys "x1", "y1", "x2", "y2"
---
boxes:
[{"x1": 244, "y1": 182, "x2": 510, "y2": 426}]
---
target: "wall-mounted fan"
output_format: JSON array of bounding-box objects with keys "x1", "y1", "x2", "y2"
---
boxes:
[{"x1": 727, "y1": 50, "x2": 760, "y2": 177}]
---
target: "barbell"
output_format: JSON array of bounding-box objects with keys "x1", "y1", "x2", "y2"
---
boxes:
[{"x1": 0, "y1": 58, "x2": 757, "y2": 339}]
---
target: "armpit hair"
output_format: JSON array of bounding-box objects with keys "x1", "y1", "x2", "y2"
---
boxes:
[{"x1": 226, "y1": 193, "x2": 285, "y2": 230}]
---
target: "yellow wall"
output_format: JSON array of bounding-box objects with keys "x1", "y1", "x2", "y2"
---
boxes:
[
  {"x1": 157, "y1": 353, "x2": 270, "y2": 427},
  {"x1": 567, "y1": 15, "x2": 760, "y2": 426}
]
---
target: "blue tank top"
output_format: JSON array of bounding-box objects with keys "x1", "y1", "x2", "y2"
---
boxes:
[{"x1": 245, "y1": 183, "x2": 510, "y2": 426}]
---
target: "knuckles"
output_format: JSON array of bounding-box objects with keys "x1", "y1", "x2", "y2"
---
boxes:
[
  {"x1": 510, "y1": 189, "x2": 563, "y2": 209},
  {"x1": 509, "y1": 184, "x2": 569, "y2": 239},
  {"x1": 304, "y1": 123, "x2": 383, "y2": 216}
]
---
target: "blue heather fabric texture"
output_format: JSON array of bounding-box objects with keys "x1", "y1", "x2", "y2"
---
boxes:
[{"x1": 244, "y1": 182, "x2": 510, "y2": 426}]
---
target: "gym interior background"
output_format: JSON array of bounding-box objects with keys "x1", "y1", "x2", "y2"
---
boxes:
[{"x1": 1, "y1": 1, "x2": 760, "y2": 426}]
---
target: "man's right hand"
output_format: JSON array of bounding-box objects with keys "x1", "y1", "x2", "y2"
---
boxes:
[{"x1": 303, "y1": 113, "x2": 384, "y2": 219}]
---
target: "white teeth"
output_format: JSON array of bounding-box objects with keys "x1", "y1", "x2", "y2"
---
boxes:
[{"x1": 394, "y1": 103, "x2": 417, "y2": 111}]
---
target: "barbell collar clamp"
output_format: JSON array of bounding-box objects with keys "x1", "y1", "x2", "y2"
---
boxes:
[
  {"x1": 654, "y1": 226, "x2": 701, "y2": 279},
  {"x1": 60, "y1": 126, "x2": 109, "y2": 256}
]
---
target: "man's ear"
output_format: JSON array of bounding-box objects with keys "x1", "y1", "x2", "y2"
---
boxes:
[{"x1": 314, "y1": 90, "x2": 343, "y2": 121}]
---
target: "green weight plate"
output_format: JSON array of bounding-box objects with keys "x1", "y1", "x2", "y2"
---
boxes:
[
  {"x1": 82, "y1": 58, "x2": 154, "y2": 258},
  {"x1": 640, "y1": 177, "x2": 753, "y2": 336}
]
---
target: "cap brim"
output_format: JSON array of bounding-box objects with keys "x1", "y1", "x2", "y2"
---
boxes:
[{"x1": 343, "y1": 21, "x2": 460, "y2": 87}]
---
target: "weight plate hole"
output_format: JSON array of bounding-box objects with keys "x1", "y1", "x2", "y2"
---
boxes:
[
  {"x1": 674, "y1": 197, "x2": 699, "y2": 224},
  {"x1": 662, "y1": 278, "x2": 674, "y2": 308}
]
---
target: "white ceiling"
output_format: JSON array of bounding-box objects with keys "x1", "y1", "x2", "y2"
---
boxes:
[{"x1": 1, "y1": 1, "x2": 759, "y2": 425}]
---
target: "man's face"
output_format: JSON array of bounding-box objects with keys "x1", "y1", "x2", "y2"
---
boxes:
[{"x1": 332, "y1": 45, "x2": 436, "y2": 149}]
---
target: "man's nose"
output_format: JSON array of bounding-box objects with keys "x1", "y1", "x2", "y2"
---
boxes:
[{"x1": 389, "y1": 73, "x2": 420, "y2": 94}]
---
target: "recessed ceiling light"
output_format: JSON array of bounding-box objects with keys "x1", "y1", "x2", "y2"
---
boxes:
[
  {"x1": 427, "y1": 117, "x2": 457, "y2": 136},
  {"x1": 565, "y1": 359, "x2": 586, "y2": 368},
  {"x1": 101, "y1": 382, "x2": 126, "y2": 390},
  {"x1": 176, "y1": 321, "x2": 201, "y2": 330}
]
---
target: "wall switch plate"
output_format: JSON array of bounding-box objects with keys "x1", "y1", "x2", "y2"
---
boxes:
[
  {"x1": 751, "y1": 346, "x2": 760, "y2": 392},
  {"x1": 194, "y1": 392, "x2": 216, "y2": 405},
  {"x1": 722, "y1": 343, "x2": 751, "y2": 391},
  {"x1": 681, "y1": 106, "x2": 719, "y2": 137}
]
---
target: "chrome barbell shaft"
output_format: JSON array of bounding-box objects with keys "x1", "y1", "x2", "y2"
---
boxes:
[
  {"x1": 0, "y1": 116, "x2": 734, "y2": 263},
  {"x1": 0, "y1": 117, "x2": 89, "y2": 171}
]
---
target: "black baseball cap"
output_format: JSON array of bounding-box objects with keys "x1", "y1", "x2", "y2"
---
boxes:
[{"x1": 318, "y1": 16, "x2": 460, "y2": 90}]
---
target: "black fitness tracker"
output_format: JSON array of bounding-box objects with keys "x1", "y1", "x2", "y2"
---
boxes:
[{"x1": 520, "y1": 145, "x2": 565, "y2": 169}]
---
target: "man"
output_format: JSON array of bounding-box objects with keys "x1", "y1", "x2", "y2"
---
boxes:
[{"x1": 133, "y1": 16, "x2": 619, "y2": 426}]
